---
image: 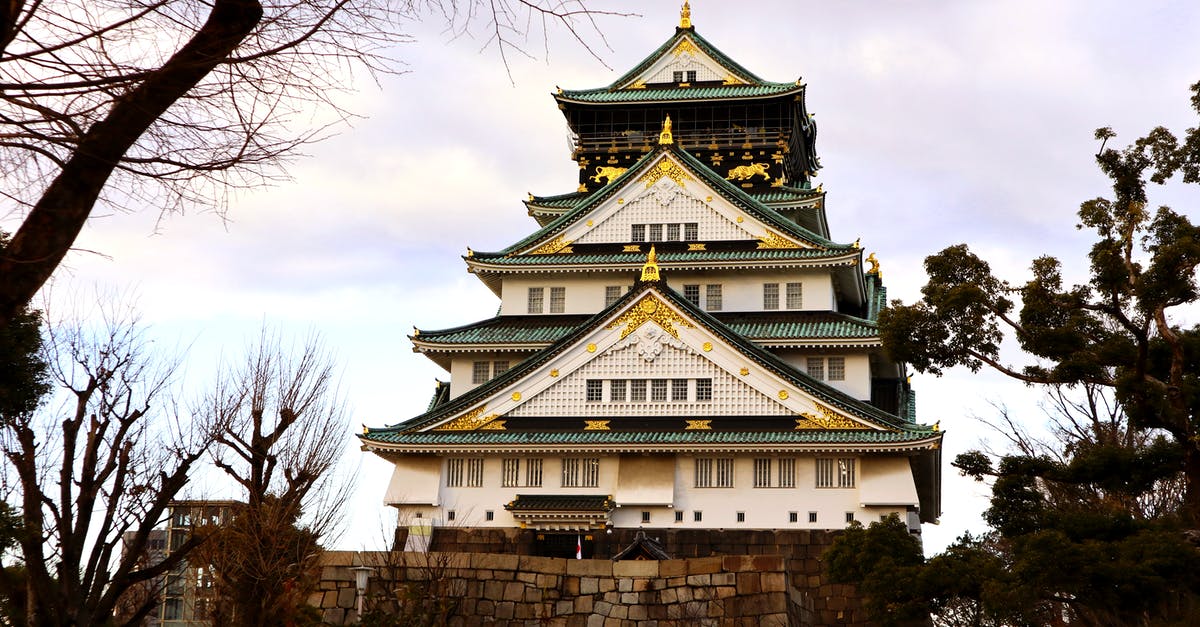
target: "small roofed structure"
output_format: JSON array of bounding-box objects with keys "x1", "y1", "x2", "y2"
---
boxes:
[{"x1": 612, "y1": 530, "x2": 672, "y2": 561}]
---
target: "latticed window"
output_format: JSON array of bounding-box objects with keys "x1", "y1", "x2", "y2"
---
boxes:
[
  {"x1": 609, "y1": 379, "x2": 627, "y2": 402},
  {"x1": 753, "y1": 458, "x2": 772, "y2": 487},
  {"x1": 651, "y1": 379, "x2": 668, "y2": 402},
  {"x1": 446, "y1": 458, "x2": 464, "y2": 487},
  {"x1": 716, "y1": 458, "x2": 734, "y2": 487},
  {"x1": 686, "y1": 70, "x2": 697, "y2": 82},
  {"x1": 779, "y1": 458, "x2": 796, "y2": 488},
  {"x1": 763, "y1": 283, "x2": 779, "y2": 310},
  {"x1": 696, "y1": 378, "x2": 713, "y2": 402},
  {"x1": 838, "y1": 458, "x2": 856, "y2": 487},
  {"x1": 466, "y1": 459, "x2": 484, "y2": 487},
  {"x1": 807, "y1": 357, "x2": 825, "y2": 380},
  {"x1": 828, "y1": 357, "x2": 845, "y2": 381},
  {"x1": 605, "y1": 286, "x2": 622, "y2": 307},
  {"x1": 586, "y1": 379, "x2": 603, "y2": 402},
  {"x1": 705, "y1": 284, "x2": 722, "y2": 311},
  {"x1": 683, "y1": 285, "x2": 700, "y2": 306},
  {"x1": 684, "y1": 223, "x2": 698, "y2": 240},
  {"x1": 526, "y1": 459, "x2": 543, "y2": 487},
  {"x1": 694, "y1": 458, "x2": 713, "y2": 488},
  {"x1": 502, "y1": 458, "x2": 520, "y2": 487},
  {"x1": 471, "y1": 361, "x2": 490, "y2": 384},
  {"x1": 666, "y1": 223, "x2": 680, "y2": 241},
  {"x1": 696, "y1": 458, "x2": 734, "y2": 487},
  {"x1": 786, "y1": 282, "x2": 803, "y2": 309},
  {"x1": 672, "y1": 379, "x2": 688, "y2": 402},
  {"x1": 648, "y1": 224, "x2": 663, "y2": 241},
  {"x1": 816, "y1": 458, "x2": 855, "y2": 488},
  {"x1": 527, "y1": 287, "x2": 544, "y2": 313},
  {"x1": 631, "y1": 224, "x2": 646, "y2": 242},
  {"x1": 492, "y1": 361, "x2": 509, "y2": 377},
  {"x1": 562, "y1": 458, "x2": 599, "y2": 487},
  {"x1": 673, "y1": 70, "x2": 683, "y2": 82},
  {"x1": 630, "y1": 379, "x2": 647, "y2": 402},
  {"x1": 549, "y1": 287, "x2": 566, "y2": 313}
]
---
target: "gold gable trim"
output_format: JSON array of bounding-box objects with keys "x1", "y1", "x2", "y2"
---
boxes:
[
  {"x1": 435, "y1": 407, "x2": 491, "y2": 431},
  {"x1": 794, "y1": 404, "x2": 872, "y2": 431},
  {"x1": 639, "y1": 160, "x2": 693, "y2": 189},
  {"x1": 529, "y1": 235, "x2": 573, "y2": 255},
  {"x1": 756, "y1": 230, "x2": 803, "y2": 250},
  {"x1": 685, "y1": 419, "x2": 712, "y2": 430},
  {"x1": 606, "y1": 294, "x2": 694, "y2": 340},
  {"x1": 672, "y1": 38, "x2": 698, "y2": 57},
  {"x1": 584, "y1": 420, "x2": 611, "y2": 431}
]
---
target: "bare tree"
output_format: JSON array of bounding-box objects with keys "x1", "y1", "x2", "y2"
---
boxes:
[
  {"x1": 0, "y1": 0, "x2": 629, "y2": 325},
  {"x1": 0, "y1": 301, "x2": 221, "y2": 626},
  {"x1": 197, "y1": 329, "x2": 352, "y2": 625}
]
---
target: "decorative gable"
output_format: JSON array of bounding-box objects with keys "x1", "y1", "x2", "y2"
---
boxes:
[{"x1": 617, "y1": 34, "x2": 749, "y2": 89}]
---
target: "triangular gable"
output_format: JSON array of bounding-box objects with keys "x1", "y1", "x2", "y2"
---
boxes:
[
  {"x1": 512, "y1": 150, "x2": 828, "y2": 255},
  {"x1": 412, "y1": 281, "x2": 899, "y2": 434},
  {"x1": 605, "y1": 29, "x2": 765, "y2": 91}
]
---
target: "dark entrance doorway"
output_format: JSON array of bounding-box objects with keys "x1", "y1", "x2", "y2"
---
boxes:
[{"x1": 534, "y1": 532, "x2": 595, "y2": 559}]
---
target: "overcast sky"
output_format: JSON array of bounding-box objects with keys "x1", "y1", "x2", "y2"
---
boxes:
[{"x1": 21, "y1": 1, "x2": 1200, "y2": 553}]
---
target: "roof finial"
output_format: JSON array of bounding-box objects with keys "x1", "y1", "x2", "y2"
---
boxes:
[
  {"x1": 866, "y1": 252, "x2": 881, "y2": 277},
  {"x1": 641, "y1": 245, "x2": 661, "y2": 282},
  {"x1": 680, "y1": 1, "x2": 692, "y2": 29},
  {"x1": 659, "y1": 115, "x2": 674, "y2": 145}
]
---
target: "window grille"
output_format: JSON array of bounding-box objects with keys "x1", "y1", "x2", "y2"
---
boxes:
[
  {"x1": 705, "y1": 284, "x2": 722, "y2": 311},
  {"x1": 789, "y1": 512, "x2": 798, "y2": 523},
  {"x1": 838, "y1": 458, "x2": 856, "y2": 487},
  {"x1": 527, "y1": 287, "x2": 544, "y2": 313},
  {"x1": 486, "y1": 510, "x2": 494, "y2": 521},
  {"x1": 642, "y1": 511, "x2": 651, "y2": 523},
  {"x1": 562, "y1": 458, "x2": 599, "y2": 487},
  {"x1": 808, "y1": 512, "x2": 817, "y2": 523},
  {"x1": 446, "y1": 459, "x2": 464, "y2": 487},
  {"x1": 583, "y1": 458, "x2": 599, "y2": 487},
  {"x1": 683, "y1": 285, "x2": 700, "y2": 306},
  {"x1": 549, "y1": 287, "x2": 566, "y2": 313},
  {"x1": 763, "y1": 283, "x2": 779, "y2": 310},
  {"x1": 845, "y1": 512, "x2": 855, "y2": 523},
  {"x1": 675, "y1": 511, "x2": 684, "y2": 522},
  {"x1": 694, "y1": 458, "x2": 713, "y2": 488},
  {"x1": 696, "y1": 378, "x2": 712, "y2": 402},
  {"x1": 471, "y1": 362, "x2": 490, "y2": 384},
  {"x1": 736, "y1": 511, "x2": 745, "y2": 523},
  {"x1": 493, "y1": 361, "x2": 509, "y2": 377},
  {"x1": 687, "y1": 70, "x2": 697, "y2": 82},
  {"x1": 605, "y1": 286, "x2": 622, "y2": 307},
  {"x1": 807, "y1": 357, "x2": 824, "y2": 380},
  {"x1": 526, "y1": 459, "x2": 543, "y2": 487},
  {"x1": 651, "y1": 379, "x2": 667, "y2": 402},
  {"x1": 586, "y1": 379, "x2": 603, "y2": 402},
  {"x1": 684, "y1": 223, "x2": 698, "y2": 240},
  {"x1": 672, "y1": 379, "x2": 688, "y2": 402},
  {"x1": 630, "y1": 379, "x2": 647, "y2": 402},
  {"x1": 666, "y1": 223, "x2": 680, "y2": 241},
  {"x1": 610, "y1": 379, "x2": 627, "y2": 402},
  {"x1": 648, "y1": 224, "x2": 663, "y2": 241},
  {"x1": 817, "y1": 458, "x2": 855, "y2": 488},
  {"x1": 716, "y1": 458, "x2": 734, "y2": 487},
  {"x1": 828, "y1": 357, "x2": 845, "y2": 381},
  {"x1": 502, "y1": 458, "x2": 520, "y2": 487},
  {"x1": 753, "y1": 458, "x2": 772, "y2": 487},
  {"x1": 466, "y1": 459, "x2": 484, "y2": 487},
  {"x1": 786, "y1": 282, "x2": 803, "y2": 309},
  {"x1": 778, "y1": 458, "x2": 796, "y2": 488},
  {"x1": 694, "y1": 511, "x2": 703, "y2": 522},
  {"x1": 448, "y1": 510, "x2": 456, "y2": 521},
  {"x1": 673, "y1": 70, "x2": 684, "y2": 82},
  {"x1": 631, "y1": 224, "x2": 646, "y2": 242}
]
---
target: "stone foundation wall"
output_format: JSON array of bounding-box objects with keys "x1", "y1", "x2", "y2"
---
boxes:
[
  {"x1": 426, "y1": 528, "x2": 869, "y2": 624},
  {"x1": 314, "y1": 550, "x2": 818, "y2": 626}
]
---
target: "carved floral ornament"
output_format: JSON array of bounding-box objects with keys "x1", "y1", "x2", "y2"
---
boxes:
[
  {"x1": 435, "y1": 406, "x2": 501, "y2": 431},
  {"x1": 639, "y1": 159, "x2": 693, "y2": 189},
  {"x1": 605, "y1": 294, "x2": 694, "y2": 340},
  {"x1": 794, "y1": 403, "x2": 873, "y2": 431}
]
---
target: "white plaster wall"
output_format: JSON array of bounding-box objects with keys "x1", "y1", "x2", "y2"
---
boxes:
[
  {"x1": 858, "y1": 457, "x2": 920, "y2": 507},
  {"x1": 774, "y1": 351, "x2": 872, "y2": 400},
  {"x1": 383, "y1": 457, "x2": 442, "y2": 505},
  {"x1": 449, "y1": 351, "x2": 514, "y2": 399}
]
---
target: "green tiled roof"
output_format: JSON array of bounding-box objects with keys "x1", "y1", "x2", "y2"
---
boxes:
[
  {"x1": 505, "y1": 494, "x2": 614, "y2": 512},
  {"x1": 469, "y1": 248, "x2": 853, "y2": 266},
  {"x1": 526, "y1": 192, "x2": 588, "y2": 210},
  {"x1": 558, "y1": 83, "x2": 802, "y2": 104},
  {"x1": 752, "y1": 187, "x2": 823, "y2": 203},
  {"x1": 364, "y1": 429, "x2": 938, "y2": 447},
  {"x1": 415, "y1": 312, "x2": 878, "y2": 346}
]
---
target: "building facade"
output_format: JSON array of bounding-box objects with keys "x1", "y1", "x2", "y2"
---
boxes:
[{"x1": 361, "y1": 4, "x2": 942, "y2": 560}]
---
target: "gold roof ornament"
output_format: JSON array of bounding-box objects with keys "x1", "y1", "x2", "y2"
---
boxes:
[
  {"x1": 640, "y1": 245, "x2": 661, "y2": 282},
  {"x1": 866, "y1": 252, "x2": 881, "y2": 276},
  {"x1": 680, "y1": 1, "x2": 692, "y2": 29},
  {"x1": 659, "y1": 115, "x2": 674, "y2": 145}
]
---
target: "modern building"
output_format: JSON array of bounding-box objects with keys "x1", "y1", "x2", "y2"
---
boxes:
[{"x1": 361, "y1": 3, "x2": 942, "y2": 559}]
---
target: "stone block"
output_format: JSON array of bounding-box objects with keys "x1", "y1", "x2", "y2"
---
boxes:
[
  {"x1": 711, "y1": 572, "x2": 735, "y2": 586},
  {"x1": 305, "y1": 592, "x2": 324, "y2": 608},
  {"x1": 520, "y1": 554, "x2": 567, "y2": 574},
  {"x1": 470, "y1": 553, "x2": 519, "y2": 571},
  {"x1": 580, "y1": 577, "x2": 599, "y2": 594},
  {"x1": 599, "y1": 577, "x2": 616, "y2": 592},
  {"x1": 564, "y1": 575, "x2": 580, "y2": 595},
  {"x1": 629, "y1": 605, "x2": 648, "y2": 620},
  {"x1": 613, "y1": 559, "x2": 659, "y2": 578},
  {"x1": 603, "y1": 591, "x2": 619, "y2": 603},
  {"x1": 517, "y1": 571, "x2": 537, "y2": 584},
  {"x1": 659, "y1": 587, "x2": 678, "y2": 604},
  {"x1": 620, "y1": 592, "x2": 638, "y2": 604},
  {"x1": 737, "y1": 572, "x2": 762, "y2": 595},
  {"x1": 593, "y1": 600, "x2": 613, "y2": 616},
  {"x1": 685, "y1": 574, "x2": 711, "y2": 587},
  {"x1": 336, "y1": 586, "x2": 356, "y2": 608},
  {"x1": 495, "y1": 601, "x2": 515, "y2": 620},
  {"x1": 687, "y1": 556, "x2": 723, "y2": 574},
  {"x1": 537, "y1": 573, "x2": 560, "y2": 590},
  {"x1": 752, "y1": 555, "x2": 783, "y2": 571},
  {"x1": 554, "y1": 599, "x2": 574, "y2": 616},
  {"x1": 524, "y1": 586, "x2": 544, "y2": 603},
  {"x1": 723, "y1": 555, "x2": 750, "y2": 571},
  {"x1": 762, "y1": 572, "x2": 787, "y2": 592},
  {"x1": 609, "y1": 604, "x2": 629, "y2": 619},
  {"x1": 322, "y1": 608, "x2": 345, "y2": 624},
  {"x1": 574, "y1": 594, "x2": 594, "y2": 614},
  {"x1": 658, "y1": 559, "x2": 687, "y2": 577},
  {"x1": 566, "y1": 559, "x2": 612, "y2": 577},
  {"x1": 483, "y1": 580, "x2": 504, "y2": 600},
  {"x1": 587, "y1": 614, "x2": 605, "y2": 627},
  {"x1": 321, "y1": 590, "x2": 338, "y2": 608},
  {"x1": 320, "y1": 566, "x2": 354, "y2": 582},
  {"x1": 632, "y1": 578, "x2": 651, "y2": 592},
  {"x1": 503, "y1": 581, "x2": 525, "y2": 602},
  {"x1": 476, "y1": 599, "x2": 495, "y2": 615},
  {"x1": 617, "y1": 578, "x2": 633, "y2": 592}
]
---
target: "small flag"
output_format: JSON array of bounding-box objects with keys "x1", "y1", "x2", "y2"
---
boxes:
[{"x1": 576, "y1": 535, "x2": 582, "y2": 559}]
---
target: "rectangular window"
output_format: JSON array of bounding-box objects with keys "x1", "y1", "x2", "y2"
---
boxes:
[
  {"x1": 716, "y1": 458, "x2": 734, "y2": 487},
  {"x1": 642, "y1": 511, "x2": 651, "y2": 523},
  {"x1": 816, "y1": 458, "x2": 834, "y2": 488},
  {"x1": 527, "y1": 287, "x2": 544, "y2": 314},
  {"x1": 763, "y1": 283, "x2": 779, "y2": 310},
  {"x1": 666, "y1": 223, "x2": 680, "y2": 241},
  {"x1": 583, "y1": 458, "x2": 599, "y2": 487},
  {"x1": 754, "y1": 458, "x2": 772, "y2": 488},
  {"x1": 630, "y1": 379, "x2": 647, "y2": 402},
  {"x1": 807, "y1": 357, "x2": 825, "y2": 380},
  {"x1": 492, "y1": 361, "x2": 509, "y2": 377},
  {"x1": 651, "y1": 379, "x2": 668, "y2": 402},
  {"x1": 839, "y1": 458, "x2": 856, "y2": 488},
  {"x1": 467, "y1": 458, "x2": 484, "y2": 487},
  {"x1": 694, "y1": 458, "x2": 713, "y2": 488},
  {"x1": 672, "y1": 379, "x2": 688, "y2": 402},
  {"x1": 631, "y1": 224, "x2": 646, "y2": 242},
  {"x1": 673, "y1": 70, "x2": 684, "y2": 82},
  {"x1": 683, "y1": 284, "x2": 700, "y2": 306},
  {"x1": 817, "y1": 458, "x2": 856, "y2": 488},
  {"x1": 786, "y1": 282, "x2": 803, "y2": 309},
  {"x1": 502, "y1": 458, "x2": 520, "y2": 487},
  {"x1": 828, "y1": 357, "x2": 845, "y2": 381},
  {"x1": 446, "y1": 458, "x2": 464, "y2": 487},
  {"x1": 526, "y1": 459, "x2": 543, "y2": 487},
  {"x1": 448, "y1": 510, "x2": 456, "y2": 521},
  {"x1": 684, "y1": 223, "x2": 698, "y2": 240},
  {"x1": 549, "y1": 287, "x2": 566, "y2": 313},
  {"x1": 562, "y1": 458, "x2": 579, "y2": 487},
  {"x1": 789, "y1": 512, "x2": 799, "y2": 523},
  {"x1": 675, "y1": 510, "x2": 684, "y2": 522},
  {"x1": 705, "y1": 284, "x2": 722, "y2": 311},
  {"x1": 687, "y1": 70, "x2": 697, "y2": 82},
  {"x1": 563, "y1": 458, "x2": 599, "y2": 487},
  {"x1": 610, "y1": 379, "x2": 627, "y2": 402},
  {"x1": 778, "y1": 458, "x2": 796, "y2": 488},
  {"x1": 808, "y1": 512, "x2": 817, "y2": 523},
  {"x1": 605, "y1": 286, "x2": 623, "y2": 307},
  {"x1": 694, "y1": 511, "x2": 703, "y2": 522},
  {"x1": 696, "y1": 378, "x2": 712, "y2": 402},
  {"x1": 486, "y1": 510, "x2": 495, "y2": 521},
  {"x1": 846, "y1": 512, "x2": 855, "y2": 523},
  {"x1": 586, "y1": 379, "x2": 603, "y2": 402},
  {"x1": 471, "y1": 361, "x2": 490, "y2": 385},
  {"x1": 736, "y1": 511, "x2": 745, "y2": 523},
  {"x1": 648, "y1": 223, "x2": 663, "y2": 241}
]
